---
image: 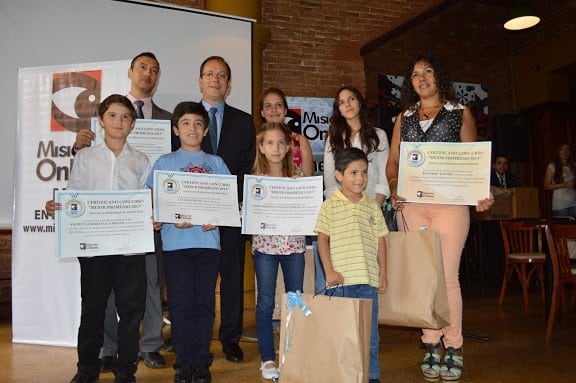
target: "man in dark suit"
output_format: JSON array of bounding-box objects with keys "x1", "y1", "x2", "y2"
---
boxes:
[
  {"x1": 490, "y1": 154, "x2": 520, "y2": 189},
  {"x1": 197, "y1": 56, "x2": 256, "y2": 366},
  {"x1": 71, "y1": 52, "x2": 173, "y2": 374}
]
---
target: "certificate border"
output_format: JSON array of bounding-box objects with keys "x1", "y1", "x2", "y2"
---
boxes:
[
  {"x1": 55, "y1": 189, "x2": 153, "y2": 258},
  {"x1": 398, "y1": 141, "x2": 492, "y2": 205}
]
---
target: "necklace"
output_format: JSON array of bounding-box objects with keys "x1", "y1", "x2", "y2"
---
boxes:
[{"x1": 419, "y1": 104, "x2": 443, "y2": 120}]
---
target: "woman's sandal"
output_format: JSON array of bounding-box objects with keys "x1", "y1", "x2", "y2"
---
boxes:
[
  {"x1": 421, "y1": 343, "x2": 442, "y2": 382},
  {"x1": 440, "y1": 347, "x2": 463, "y2": 383}
]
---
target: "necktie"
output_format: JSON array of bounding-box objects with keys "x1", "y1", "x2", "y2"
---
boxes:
[
  {"x1": 208, "y1": 107, "x2": 218, "y2": 153},
  {"x1": 134, "y1": 100, "x2": 144, "y2": 119},
  {"x1": 499, "y1": 174, "x2": 506, "y2": 188}
]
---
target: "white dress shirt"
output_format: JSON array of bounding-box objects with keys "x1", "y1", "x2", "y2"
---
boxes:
[{"x1": 67, "y1": 142, "x2": 151, "y2": 191}]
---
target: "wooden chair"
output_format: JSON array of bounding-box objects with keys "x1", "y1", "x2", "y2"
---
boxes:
[
  {"x1": 499, "y1": 221, "x2": 546, "y2": 316},
  {"x1": 544, "y1": 224, "x2": 576, "y2": 341}
]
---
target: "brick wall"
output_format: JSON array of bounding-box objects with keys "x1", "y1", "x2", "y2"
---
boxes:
[
  {"x1": 159, "y1": 0, "x2": 440, "y2": 99},
  {"x1": 260, "y1": 0, "x2": 438, "y2": 98}
]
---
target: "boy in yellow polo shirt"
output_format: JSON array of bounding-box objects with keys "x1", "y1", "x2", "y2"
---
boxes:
[{"x1": 315, "y1": 147, "x2": 388, "y2": 383}]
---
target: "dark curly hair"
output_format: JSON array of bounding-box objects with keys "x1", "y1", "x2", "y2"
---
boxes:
[
  {"x1": 399, "y1": 55, "x2": 458, "y2": 111},
  {"x1": 328, "y1": 86, "x2": 380, "y2": 155}
]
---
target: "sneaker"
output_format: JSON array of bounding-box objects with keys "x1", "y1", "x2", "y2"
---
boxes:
[
  {"x1": 440, "y1": 347, "x2": 463, "y2": 383},
  {"x1": 260, "y1": 360, "x2": 279, "y2": 380},
  {"x1": 421, "y1": 343, "x2": 442, "y2": 382}
]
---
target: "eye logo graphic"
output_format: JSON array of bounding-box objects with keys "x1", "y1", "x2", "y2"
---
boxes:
[
  {"x1": 51, "y1": 70, "x2": 102, "y2": 132},
  {"x1": 286, "y1": 108, "x2": 302, "y2": 135}
]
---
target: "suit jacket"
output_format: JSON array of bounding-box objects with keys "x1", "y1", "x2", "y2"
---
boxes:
[
  {"x1": 201, "y1": 103, "x2": 256, "y2": 199},
  {"x1": 151, "y1": 102, "x2": 179, "y2": 152},
  {"x1": 490, "y1": 170, "x2": 519, "y2": 188}
]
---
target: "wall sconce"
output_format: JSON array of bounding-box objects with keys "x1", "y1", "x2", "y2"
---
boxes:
[{"x1": 504, "y1": 1, "x2": 541, "y2": 31}]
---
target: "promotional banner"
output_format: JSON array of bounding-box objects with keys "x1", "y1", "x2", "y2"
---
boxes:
[
  {"x1": 13, "y1": 61, "x2": 129, "y2": 346},
  {"x1": 286, "y1": 97, "x2": 332, "y2": 176}
]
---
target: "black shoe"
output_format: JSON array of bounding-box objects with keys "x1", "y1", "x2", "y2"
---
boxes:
[
  {"x1": 69, "y1": 371, "x2": 99, "y2": 383},
  {"x1": 369, "y1": 380, "x2": 381, "y2": 383},
  {"x1": 174, "y1": 365, "x2": 193, "y2": 383},
  {"x1": 222, "y1": 342, "x2": 244, "y2": 362},
  {"x1": 114, "y1": 374, "x2": 136, "y2": 383},
  {"x1": 192, "y1": 367, "x2": 212, "y2": 383},
  {"x1": 100, "y1": 355, "x2": 117, "y2": 373},
  {"x1": 162, "y1": 337, "x2": 175, "y2": 353},
  {"x1": 139, "y1": 351, "x2": 166, "y2": 369}
]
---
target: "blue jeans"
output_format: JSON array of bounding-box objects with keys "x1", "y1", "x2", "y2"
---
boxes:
[
  {"x1": 328, "y1": 284, "x2": 380, "y2": 380},
  {"x1": 254, "y1": 250, "x2": 304, "y2": 362}
]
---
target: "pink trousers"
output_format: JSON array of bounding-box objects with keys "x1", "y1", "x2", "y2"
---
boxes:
[{"x1": 398, "y1": 203, "x2": 469, "y2": 349}]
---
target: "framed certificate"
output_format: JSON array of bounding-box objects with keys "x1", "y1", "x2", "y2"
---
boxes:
[
  {"x1": 242, "y1": 175, "x2": 323, "y2": 235},
  {"x1": 55, "y1": 189, "x2": 154, "y2": 257},
  {"x1": 398, "y1": 141, "x2": 492, "y2": 205},
  {"x1": 153, "y1": 170, "x2": 240, "y2": 227},
  {"x1": 91, "y1": 117, "x2": 171, "y2": 165}
]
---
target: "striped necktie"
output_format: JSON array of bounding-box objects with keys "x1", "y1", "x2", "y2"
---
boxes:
[
  {"x1": 208, "y1": 107, "x2": 218, "y2": 153},
  {"x1": 134, "y1": 100, "x2": 144, "y2": 119}
]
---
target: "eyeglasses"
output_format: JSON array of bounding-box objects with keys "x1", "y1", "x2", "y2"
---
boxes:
[{"x1": 201, "y1": 72, "x2": 228, "y2": 80}]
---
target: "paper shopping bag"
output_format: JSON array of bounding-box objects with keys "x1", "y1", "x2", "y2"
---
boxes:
[
  {"x1": 278, "y1": 292, "x2": 371, "y2": 383},
  {"x1": 378, "y1": 229, "x2": 450, "y2": 329}
]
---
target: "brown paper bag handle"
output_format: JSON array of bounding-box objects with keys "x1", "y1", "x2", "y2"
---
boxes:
[
  {"x1": 314, "y1": 285, "x2": 341, "y2": 299},
  {"x1": 398, "y1": 209, "x2": 409, "y2": 232}
]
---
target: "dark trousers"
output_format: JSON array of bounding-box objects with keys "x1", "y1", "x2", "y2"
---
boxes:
[
  {"x1": 217, "y1": 227, "x2": 245, "y2": 344},
  {"x1": 77, "y1": 255, "x2": 146, "y2": 376},
  {"x1": 163, "y1": 248, "x2": 221, "y2": 368},
  {"x1": 101, "y1": 232, "x2": 165, "y2": 356}
]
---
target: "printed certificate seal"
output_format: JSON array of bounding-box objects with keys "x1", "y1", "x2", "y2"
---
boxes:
[{"x1": 64, "y1": 198, "x2": 85, "y2": 218}]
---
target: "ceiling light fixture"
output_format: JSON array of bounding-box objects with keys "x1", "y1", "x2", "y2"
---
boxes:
[{"x1": 504, "y1": 1, "x2": 541, "y2": 31}]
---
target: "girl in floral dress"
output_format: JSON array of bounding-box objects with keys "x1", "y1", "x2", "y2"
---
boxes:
[{"x1": 251, "y1": 122, "x2": 305, "y2": 380}]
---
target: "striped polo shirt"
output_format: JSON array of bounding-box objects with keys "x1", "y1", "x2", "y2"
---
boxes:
[{"x1": 314, "y1": 189, "x2": 388, "y2": 288}]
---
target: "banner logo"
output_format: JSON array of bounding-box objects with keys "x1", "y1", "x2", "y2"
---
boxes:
[
  {"x1": 51, "y1": 70, "x2": 102, "y2": 132},
  {"x1": 286, "y1": 108, "x2": 302, "y2": 135}
]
